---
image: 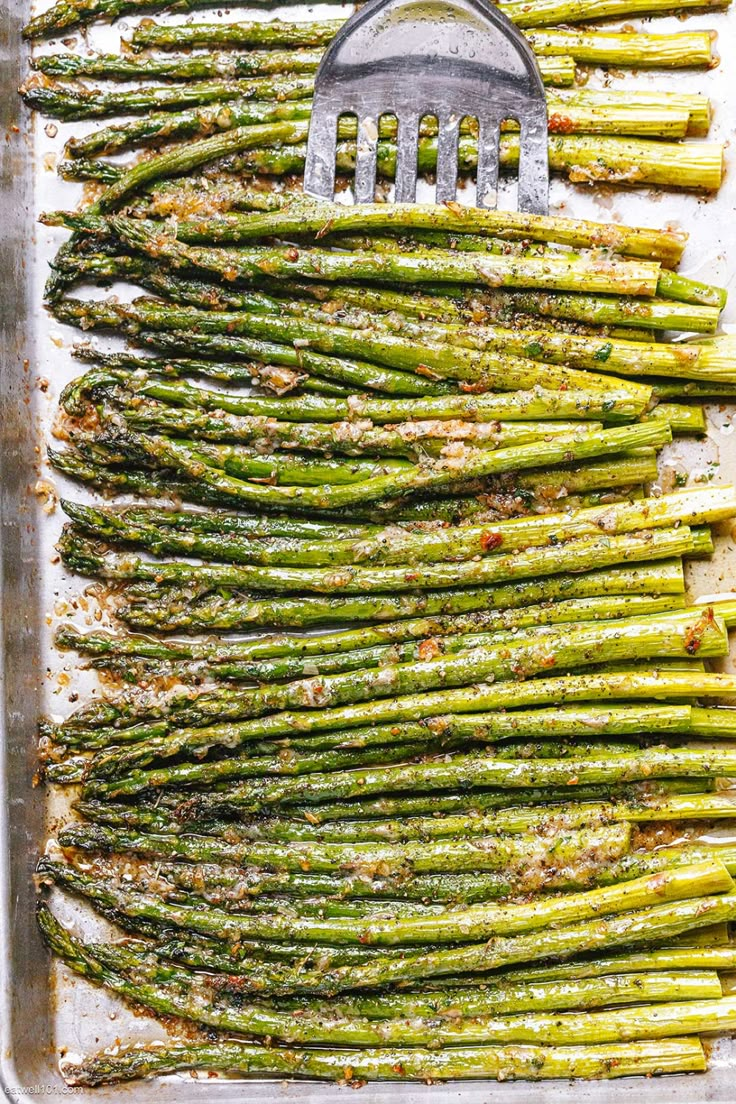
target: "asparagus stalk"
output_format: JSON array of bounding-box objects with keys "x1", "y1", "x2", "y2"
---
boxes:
[
  {"x1": 57, "y1": 329, "x2": 647, "y2": 413},
  {"x1": 75, "y1": 790, "x2": 736, "y2": 843},
  {"x1": 34, "y1": 907, "x2": 736, "y2": 1049},
  {"x1": 107, "y1": 432, "x2": 660, "y2": 507},
  {"x1": 67, "y1": 421, "x2": 669, "y2": 514},
  {"x1": 31, "y1": 30, "x2": 716, "y2": 77},
  {"x1": 180, "y1": 745, "x2": 736, "y2": 818},
  {"x1": 61, "y1": 487, "x2": 736, "y2": 568},
  {"x1": 526, "y1": 29, "x2": 716, "y2": 68},
  {"x1": 24, "y1": 2, "x2": 333, "y2": 38},
  {"x1": 57, "y1": 1038, "x2": 706, "y2": 1086},
  {"x1": 465, "y1": 132, "x2": 726, "y2": 191},
  {"x1": 51, "y1": 745, "x2": 446, "y2": 788},
  {"x1": 61, "y1": 701, "x2": 695, "y2": 755},
  {"x1": 500, "y1": 0, "x2": 731, "y2": 27},
  {"x1": 282, "y1": 970, "x2": 725, "y2": 1015},
  {"x1": 49, "y1": 819, "x2": 630, "y2": 888},
  {"x1": 97, "y1": 218, "x2": 663, "y2": 299},
  {"x1": 58, "y1": 690, "x2": 695, "y2": 747},
  {"x1": 56, "y1": 260, "x2": 713, "y2": 333},
  {"x1": 61, "y1": 402, "x2": 605, "y2": 457},
  {"x1": 157, "y1": 283, "x2": 726, "y2": 376},
  {"x1": 324, "y1": 239, "x2": 718, "y2": 305},
  {"x1": 283, "y1": 777, "x2": 713, "y2": 824},
  {"x1": 44, "y1": 854, "x2": 734, "y2": 946},
  {"x1": 504, "y1": 946, "x2": 736, "y2": 983},
  {"x1": 113, "y1": 351, "x2": 346, "y2": 398},
  {"x1": 87, "y1": 451, "x2": 412, "y2": 489},
  {"x1": 101, "y1": 122, "x2": 312, "y2": 214},
  {"x1": 57, "y1": 363, "x2": 645, "y2": 426},
  {"x1": 115, "y1": 321, "x2": 665, "y2": 408},
  {"x1": 119, "y1": 349, "x2": 650, "y2": 414},
  {"x1": 74, "y1": 193, "x2": 690, "y2": 264},
  {"x1": 144, "y1": 810, "x2": 706, "y2": 902},
  {"x1": 55, "y1": 497, "x2": 688, "y2": 573},
  {"x1": 32, "y1": 48, "x2": 326, "y2": 80},
  {"x1": 127, "y1": 5, "x2": 727, "y2": 49},
  {"x1": 651, "y1": 380, "x2": 736, "y2": 399},
  {"x1": 227, "y1": 131, "x2": 725, "y2": 193},
  {"x1": 73, "y1": 732, "x2": 686, "y2": 798},
  {"x1": 21, "y1": 76, "x2": 316, "y2": 120},
  {"x1": 108, "y1": 892, "x2": 440, "y2": 922},
  {"x1": 69, "y1": 344, "x2": 359, "y2": 396},
  {"x1": 645, "y1": 403, "x2": 707, "y2": 434},
  {"x1": 56, "y1": 1034, "x2": 707, "y2": 1086},
  {"x1": 50, "y1": 943, "x2": 736, "y2": 1048},
  {"x1": 69, "y1": 557, "x2": 686, "y2": 639},
  {"x1": 103, "y1": 930, "x2": 419, "y2": 966},
  {"x1": 263, "y1": 277, "x2": 719, "y2": 334},
  {"x1": 59, "y1": 521, "x2": 695, "y2": 593},
  {"x1": 75, "y1": 736, "x2": 445, "y2": 794},
  {"x1": 48, "y1": 446, "x2": 659, "y2": 521},
  {"x1": 47, "y1": 446, "x2": 286, "y2": 512},
  {"x1": 127, "y1": 15, "x2": 344, "y2": 50},
  {"x1": 64, "y1": 101, "x2": 316, "y2": 160},
  {"x1": 53, "y1": 694, "x2": 696, "y2": 759},
  {"x1": 239, "y1": 285, "x2": 728, "y2": 369},
  {"x1": 83, "y1": 197, "x2": 701, "y2": 287},
  {"x1": 63, "y1": 607, "x2": 723, "y2": 756},
  {"x1": 59, "y1": 665, "x2": 734, "y2": 773},
  {"x1": 75, "y1": 616, "x2": 694, "y2": 684},
  {"x1": 65, "y1": 94, "x2": 699, "y2": 161},
  {"x1": 56, "y1": 158, "x2": 121, "y2": 185},
  {"x1": 138, "y1": 899, "x2": 736, "y2": 971},
  {"x1": 40, "y1": 867, "x2": 736, "y2": 996},
  {"x1": 34, "y1": 49, "x2": 574, "y2": 85},
  {"x1": 58, "y1": 503, "x2": 387, "y2": 544},
  {"x1": 117, "y1": 556, "x2": 680, "y2": 633},
  {"x1": 61, "y1": 265, "x2": 731, "y2": 376},
  {"x1": 137, "y1": 285, "x2": 727, "y2": 342},
  {"x1": 77, "y1": 939, "x2": 731, "y2": 1016},
  {"x1": 347, "y1": 471, "x2": 655, "y2": 524}
]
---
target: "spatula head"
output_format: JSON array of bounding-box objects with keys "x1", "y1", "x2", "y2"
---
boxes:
[{"x1": 304, "y1": 0, "x2": 549, "y2": 213}]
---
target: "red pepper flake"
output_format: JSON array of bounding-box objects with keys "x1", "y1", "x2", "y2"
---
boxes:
[
  {"x1": 285, "y1": 247, "x2": 300, "y2": 261},
  {"x1": 418, "y1": 637, "x2": 442, "y2": 661},
  {"x1": 480, "y1": 530, "x2": 502, "y2": 552},
  {"x1": 415, "y1": 363, "x2": 443, "y2": 380},
  {"x1": 684, "y1": 606, "x2": 716, "y2": 654},
  {"x1": 548, "y1": 113, "x2": 575, "y2": 135},
  {"x1": 315, "y1": 218, "x2": 335, "y2": 240},
  {"x1": 566, "y1": 776, "x2": 579, "y2": 786}
]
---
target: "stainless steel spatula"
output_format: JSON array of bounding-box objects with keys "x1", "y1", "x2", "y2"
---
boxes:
[{"x1": 303, "y1": 0, "x2": 549, "y2": 212}]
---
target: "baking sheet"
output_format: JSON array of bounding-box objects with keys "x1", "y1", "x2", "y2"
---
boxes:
[{"x1": 4, "y1": 0, "x2": 736, "y2": 1097}]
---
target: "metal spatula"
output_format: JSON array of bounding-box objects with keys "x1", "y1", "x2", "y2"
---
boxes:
[{"x1": 303, "y1": 0, "x2": 549, "y2": 212}]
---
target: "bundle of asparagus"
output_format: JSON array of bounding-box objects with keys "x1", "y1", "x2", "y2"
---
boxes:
[
  {"x1": 21, "y1": 0, "x2": 730, "y2": 40},
  {"x1": 21, "y1": 0, "x2": 728, "y2": 199},
  {"x1": 21, "y1": 0, "x2": 736, "y2": 1090}
]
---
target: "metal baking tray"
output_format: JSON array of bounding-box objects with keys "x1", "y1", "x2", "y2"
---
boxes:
[{"x1": 4, "y1": 0, "x2": 736, "y2": 1097}]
